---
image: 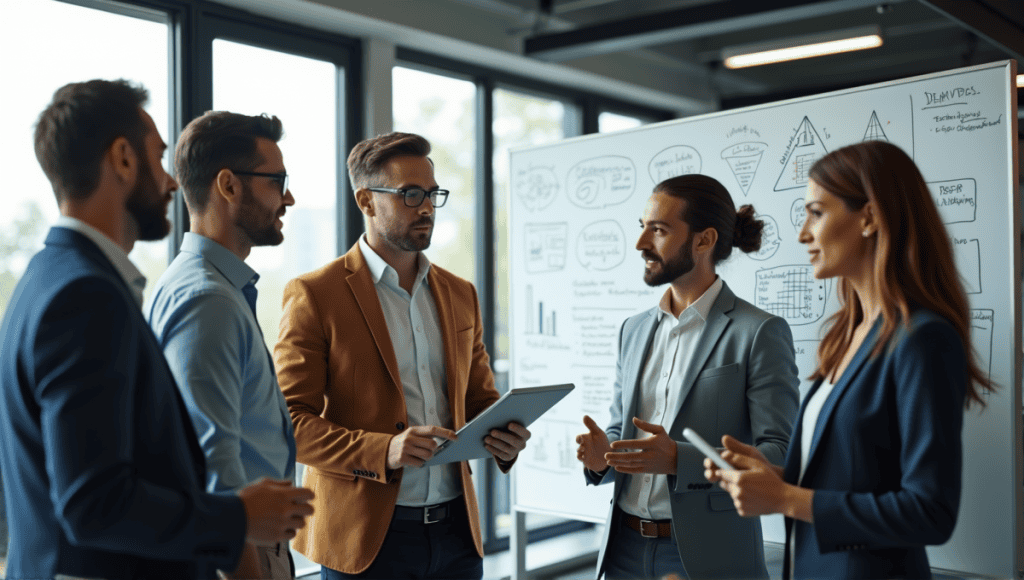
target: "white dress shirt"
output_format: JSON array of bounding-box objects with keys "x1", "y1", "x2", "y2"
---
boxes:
[
  {"x1": 790, "y1": 378, "x2": 835, "y2": 578},
  {"x1": 54, "y1": 216, "x2": 146, "y2": 306},
  {"x1": 618, "y1": 276, "x2": 724, "y2": 520},
  {"x1": 358, "y1": 235, "x2": 461, "y2": 507}
]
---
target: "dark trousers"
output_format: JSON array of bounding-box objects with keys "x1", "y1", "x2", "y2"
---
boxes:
[{"x1": 320, "y1": 499, "x2": 483, "y2": 580}]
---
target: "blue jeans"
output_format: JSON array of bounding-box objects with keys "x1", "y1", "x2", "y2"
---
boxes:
[
  {"x1": 320, "y1": 500, "x2": 482, "y2": 580},
  {"x1": 603, "y1": 521, "x2": 688, "y2": 580}
]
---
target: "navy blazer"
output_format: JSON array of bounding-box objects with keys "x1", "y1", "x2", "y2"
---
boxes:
[
  {"x1": 784, "y1": 310, "x2": 968, "y2": 579},
  {"x1": 0, "y1": 227, "x2": 246, "y2": 579}
]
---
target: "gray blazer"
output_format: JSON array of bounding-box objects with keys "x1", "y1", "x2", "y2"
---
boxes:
[{"x1": 587, "y1": 281, "x2": 799, "y2": 580}]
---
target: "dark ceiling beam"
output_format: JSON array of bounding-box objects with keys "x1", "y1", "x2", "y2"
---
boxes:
[
  {"x1": 916, "y1": 0, "x2": 1024, "y2": 63},
  {"x1": 524, "y1": 0, "x2": 909, "y2": 61}
]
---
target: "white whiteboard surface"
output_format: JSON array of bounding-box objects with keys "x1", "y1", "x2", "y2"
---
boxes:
[{"x1": 509, "y1": 61, "x2": 1020, "y2": 577}]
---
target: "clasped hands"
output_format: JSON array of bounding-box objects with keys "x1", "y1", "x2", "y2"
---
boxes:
[
  {"x1": 387, "y1": 422, "x2": 531, "y2": 469},
  {"x1": 703, "y1": 434, "x2": 801, "y2": 519},
  {"x1": 575, "y1": 415, "x2": 678, "y2": 475}
]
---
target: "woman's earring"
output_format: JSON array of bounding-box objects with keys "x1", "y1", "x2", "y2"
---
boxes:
[{"x1": 862, "y1": 231, "x2": 871, "y2": 237}]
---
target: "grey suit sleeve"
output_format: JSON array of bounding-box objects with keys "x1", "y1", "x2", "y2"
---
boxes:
[
  {"x1": 746, "y1": 316, "x2": 800, "y2": 465},
  {"x1": 584, "y1": 319, "x2": 627, "y2": 487}
]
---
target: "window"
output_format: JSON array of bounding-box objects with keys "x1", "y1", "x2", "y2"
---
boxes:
[
  {"x1": 393, "y1": 66, "x2": 477, "y2": 282},
  {"x1": 599, "y1": 111, "x2": 645, "y2": 133}
]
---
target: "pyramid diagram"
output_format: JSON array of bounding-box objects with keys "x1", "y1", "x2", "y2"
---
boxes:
[
  {"x1": 775, "y1": 117, "x2": 828, "y2": 192},
  {"x1": 862, "y1": 111, "x2": 888, "y2": 142},
  {"x1": 721, "y1": 142, "x2": 767, "y2": 196}
]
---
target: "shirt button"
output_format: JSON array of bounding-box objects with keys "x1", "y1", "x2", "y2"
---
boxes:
[
  {"x1": 417, "y1": 326, "x2": 423, "y2": 332},
  {"x1": 662, "y1": 372, "x2": 668, "y2": 378},
  {"x1": 645, "y1": 476, "x2": 651, "y2": 482},
  {"x1": 396, "y1": 422, "x2": 405, "y2": 430}
]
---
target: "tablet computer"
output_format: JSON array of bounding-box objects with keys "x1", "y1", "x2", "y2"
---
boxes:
[{"x1": 422, "y1": 383, "x2": 574, "y2": 466}]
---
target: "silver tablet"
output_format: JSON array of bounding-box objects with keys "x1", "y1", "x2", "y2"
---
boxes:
[{"x1": 422, "y1": 383, "x2": 574, "y2": 466}]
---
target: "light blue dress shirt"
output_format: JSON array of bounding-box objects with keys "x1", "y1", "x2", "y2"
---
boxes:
[{"x1": 147, "y1": 233, "x2": 296, "y2": 492}]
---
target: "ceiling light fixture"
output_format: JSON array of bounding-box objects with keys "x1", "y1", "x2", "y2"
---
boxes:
[{"x1": 722, "y1": 26, "x2": 883, "y2": 69}]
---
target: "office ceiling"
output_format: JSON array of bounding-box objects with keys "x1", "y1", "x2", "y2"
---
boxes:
[{"x1": 455, "y1": 0, "x2": 1022, "y2": 112}]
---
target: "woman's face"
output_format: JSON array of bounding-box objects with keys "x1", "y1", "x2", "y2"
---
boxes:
[{"x1": 798, "y1": 179, "x2": 874, "y2": 280}]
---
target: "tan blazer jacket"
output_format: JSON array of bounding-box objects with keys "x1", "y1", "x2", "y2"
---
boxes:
[{"x1": 274, "y1": 243, "x2": 503, "y2": 574}]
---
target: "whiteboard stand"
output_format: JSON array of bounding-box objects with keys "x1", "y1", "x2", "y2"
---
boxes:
[{"x1": 511, "y1": 508, "x2": 527, "y2": 580}]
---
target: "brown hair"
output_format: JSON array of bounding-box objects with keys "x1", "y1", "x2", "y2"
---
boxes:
[
  {"x1": 654, "y1": 174, "x2": 764, "y2": 263},
  {"x1": 174, "y1": 110, "x2": 283, "y2": 212},
  {"x1": 809, "y1": 140, "x2": 993, "y2": 408},
  {"x1": 34, "y1": 79, "x2": 149, "y2": 202},
  {"x1": 347, "y1": 132, "x2": 431, "y2": 191}
]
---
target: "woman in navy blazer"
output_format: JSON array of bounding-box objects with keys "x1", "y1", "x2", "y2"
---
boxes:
[{"x1": 704, "y1": 141, "x2": 995, "y2": 579}]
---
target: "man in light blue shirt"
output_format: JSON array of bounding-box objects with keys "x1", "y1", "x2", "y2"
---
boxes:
[{"x1": 148, "y1": 110, "x2": 298, "y2": 580}]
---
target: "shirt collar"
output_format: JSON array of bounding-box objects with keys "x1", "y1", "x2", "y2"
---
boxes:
[
  {"x1": 358, "y1": 234, "x2": 432, "y2": 290},
  {"x1": 657, "y1": 276, "x2": 723, "y2": 323},
  {"x1": 54, "y1": 216, "x2": 147, "y2": 305},
  {"x1": 180, "y1": 232, "x2": 259, "y2": 289}
]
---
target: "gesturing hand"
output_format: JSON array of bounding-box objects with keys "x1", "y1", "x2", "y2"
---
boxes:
[
  {"x1": 388, "y1": 425, "x2": 458, "y2": 469},
  {"x1": 238, "y1": 478, "x2": 315, "y2": 547},
  {"x1": 605, "y1": 417, "x2": 677, "y2": 475},
  {"x1": 485, "y1": 422, "x2": 531, "y2": 463},
  {"x1": 575, "y1": 415, "x2": 612, "y2": 473}
]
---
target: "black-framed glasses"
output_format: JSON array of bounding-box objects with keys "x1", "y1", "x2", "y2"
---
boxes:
[
  {"x1": 368, "y1": 187, "x2": 449, "y2": 208},
  {"x1": 232, "y1": 170, "x2": 289, "y2": 196}
]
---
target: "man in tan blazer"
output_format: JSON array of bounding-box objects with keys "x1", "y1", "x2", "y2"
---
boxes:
[{"x1": 274, "y1": 132, "x2": 531, "y2": 580}]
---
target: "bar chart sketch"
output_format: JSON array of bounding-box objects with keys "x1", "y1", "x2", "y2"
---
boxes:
[
  {"x1": 754, "y1": 265, "x2": 830, "y2": 326},
  {"x1": 525, "y1": 284, "x2": 559, "y2": 336}
]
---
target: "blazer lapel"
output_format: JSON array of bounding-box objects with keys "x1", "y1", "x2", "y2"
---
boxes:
[
  {"x1": 782, "y1": 378, "x2": 822, "y2": 484},
  {"x1": 621, "y1": 310, "x2": 659, "y2": 440},
  {"x1": 802, "y1": 318, "x2": 882, "y2": 477},
  {"x1": 344, "y1": 247, "x2": 403, "y2": 393},
  {"x1": 668, "y1": 282, "x2": 735, "y2": 421}
]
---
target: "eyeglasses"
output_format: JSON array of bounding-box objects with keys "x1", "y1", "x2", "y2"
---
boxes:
[
  {"x1": 368, "y1": 187, "x2": 449, "y2": 208},
  {"x1": 232, "y1": 170, "x2": 289, "y2": 196}
]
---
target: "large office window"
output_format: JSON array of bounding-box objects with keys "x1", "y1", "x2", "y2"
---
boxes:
[
  {"x1": 393, "y1": 66, "x2": 477, "y2": 282},
  {"x1": 212, "y1": 39, "x2": 339, "y2": 354}
]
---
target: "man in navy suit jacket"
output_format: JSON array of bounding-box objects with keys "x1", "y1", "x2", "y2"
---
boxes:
[{"x1": 0, "y1": 79, "x2": 313, "y2": 580}]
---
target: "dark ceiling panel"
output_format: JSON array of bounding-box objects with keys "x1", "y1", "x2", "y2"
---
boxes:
[{"x1": 917, "y1": 0, "x2": 1024, "y2": 62}]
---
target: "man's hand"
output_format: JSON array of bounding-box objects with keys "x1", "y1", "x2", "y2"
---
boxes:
[
  {"x1": 237, "y1": 478, "x2": 314, "y2": 547},
  {"x1": 485, "y1": 422, "x2": 531, "y2": 463},
  {"x1": 605, "y1": 417, "x2": 677, "y2": 475},
  {"x1": 575, "y1": 415, "x2": 612, "y2": 473},
  {"x1": 388, "y1": 425, "x2": 458, "y2": 469}
]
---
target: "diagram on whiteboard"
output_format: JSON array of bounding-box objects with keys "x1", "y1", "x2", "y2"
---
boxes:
[
  {"x1": 525, "y1": 284, "x2": 559, "y2": 337},
  {"x1": 775, "y1": 117, "x2": 828, "y2": 191},
  {"x1": 527, "y1": 421, "x2": 576, "y2": 473},
  {"x1": 721, "y1": 142, "x2": 768, "y2": 195},
  {"x1": 754, "y1": 265, "x2": 829, "y2": 325},
  {"x1": 952, "y1": 237, "x2": 982, "y2": 294},
  {"x1": 747, "y1": 214, "x2": 781, "y2": 261},
  {"x1": 863, "y1": 111, "x2": 889, "y2": 141},
  {"x1": 576, "y1": 220, "x2": 627, "y2": 271},
  {"x1": 566, "y1": 156, "x2": 635, "y2": 209},
  {"x1": 648, "y1": 145, "x2": 702, "y2": 183},
  {"x1": 928, "y1": 179, "x2": 978, "y2": 224},
  {"x1": 525, "y1": 222, "x2": 568, "y2": 273},
  {"x1": 790, "y1": 198, "x2": 807, "y2": 233},
  {"x1": 971, "y1": 309, "x2": 994, "y2": 378},
  {"x1": 514, "y1": 165, "x2": 559, "y2": 211}
]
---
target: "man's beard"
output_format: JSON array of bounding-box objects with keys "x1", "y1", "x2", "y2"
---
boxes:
[
  {"x1": 125, "y1": 153, "x2": 171, "y2": 241},
  {"x1": 642, "y1": 236, "x2": 695, "y2": 286},
  {"x1": 237, "y1": 186, "x2": 285, "y2": 247},
  {"x1": 383, "y1": 216, "x2": 433, "y2": 252}
]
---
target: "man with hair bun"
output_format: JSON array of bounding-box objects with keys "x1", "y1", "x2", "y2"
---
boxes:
[{"x1": 576, "y1": 174, "x2": 800, "y2": 579}]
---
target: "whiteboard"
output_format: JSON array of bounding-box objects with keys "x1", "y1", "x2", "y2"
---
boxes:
[{"x1": 508, "y1": 61, "x2": 1020, "y2": 577}]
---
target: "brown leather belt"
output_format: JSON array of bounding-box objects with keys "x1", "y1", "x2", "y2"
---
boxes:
[{"x1": 621, "y1": 512, "x2": 672, "y2": 538}]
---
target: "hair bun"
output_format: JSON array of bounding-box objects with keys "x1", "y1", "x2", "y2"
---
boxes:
[{"x1": 733, "y1": 205, "x2": 765, "y2": 253}]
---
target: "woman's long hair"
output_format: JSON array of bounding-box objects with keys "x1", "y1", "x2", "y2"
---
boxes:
[{"x1": 809, "y1": 141, "x2": 993, "y2": 408}]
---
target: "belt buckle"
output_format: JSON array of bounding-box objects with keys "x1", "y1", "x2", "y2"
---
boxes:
[
  {"x1": 639, "y1": 519, "x2": 659, "y2": 538},
  {"x1": 424, "y1": 504, "x2": 444, "y2": 524}
]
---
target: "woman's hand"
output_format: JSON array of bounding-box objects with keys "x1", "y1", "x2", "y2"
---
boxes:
[{"x1": 703, "y1": 434, "x2": 813, "y2": 521}]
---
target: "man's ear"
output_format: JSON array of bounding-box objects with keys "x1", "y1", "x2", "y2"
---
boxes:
[
  {"x1": 355, "y1": 188, "x2": 375, "y2": 217},
  {"x1": 214, "y1": 168, "x2": 243, "y2": 206},
  {"x1": 107, "y1": 137, "x2": 138, "y2": 185},
  {"x1": 694, "y1": 227, "x2": 718, "y2": 256}
]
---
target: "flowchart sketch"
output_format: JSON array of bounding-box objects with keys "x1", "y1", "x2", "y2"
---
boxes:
[
  {"x1": 952, "y1": 237, "x2": 981, "y2": 294},
  {"x1": 567, "y1": 156, "x2": 635, "y2": 209},
  {"x1": 775, "y1": 117, "x2": 828, "y2": 191},
  {"x1": 576, "y1": 220, "x2": 627, "y2": 271},
  {"x1": 928, "y1": 179, "x2": 977, "y2": 224},
  {"x1": 755, "y1": 266, "x2": 829, "y2": 326},
  {"x1": 525, "y1": 222, "x2": 568, "y2": 273},
  {"x1": 748, "y1": 214, "x2": 781, "y2": 261},
  {"x1": 970, "y1": 309, "x2": 994, "y2": 378},
  {"x1": 649, "y1": 145, "x2": 702, "y2": 183},
  {"x1": 514, "y1": 166, "x2": 559, "y2": 211},
  {"x1": 721, "y1": 142, "x2": 768, "y2": 195},
  {"x1": 863, "y1": 111, "x2": 889, "y2": 142},
  {"x1": 790, "y1": 198, "x2": 807, "y2": 233},
  {"x1": 525, "y1": 284, "x2": 559, "y2": 337}
]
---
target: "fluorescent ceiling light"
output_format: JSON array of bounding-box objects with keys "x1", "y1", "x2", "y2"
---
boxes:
[{"x1": 723, "y1": 26, "x2": 883, "y2": 69}]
